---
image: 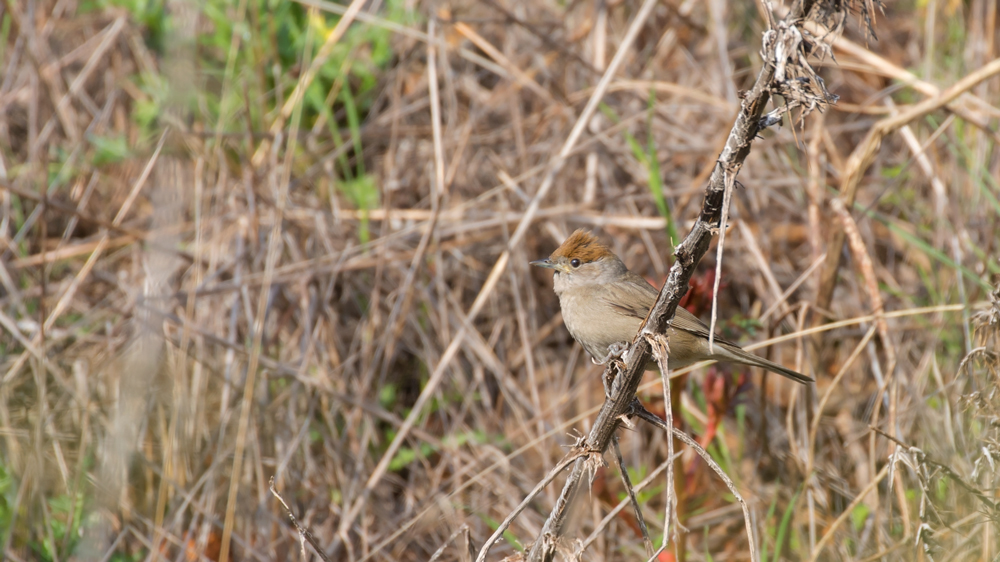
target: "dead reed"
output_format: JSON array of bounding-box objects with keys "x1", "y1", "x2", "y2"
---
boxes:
[{"x1": 0, "y1": 0, "x2": 998, "y2": 560}]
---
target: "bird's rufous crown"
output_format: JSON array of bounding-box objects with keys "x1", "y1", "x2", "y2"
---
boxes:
[{"x1": 550, "y1": 229, "x2": 615, "y2": 263}]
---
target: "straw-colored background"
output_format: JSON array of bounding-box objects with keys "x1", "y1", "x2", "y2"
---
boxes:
[{"x1": 1, "y1": 0, "x2": 998, "y2": 560}]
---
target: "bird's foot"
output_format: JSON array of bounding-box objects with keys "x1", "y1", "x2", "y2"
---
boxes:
[
  {"x1": 594, "y1": 342, "x2": 629, "y2": 399},
  {"x1": 592, "y1": 341, "x2": 630, "y2": 365}
]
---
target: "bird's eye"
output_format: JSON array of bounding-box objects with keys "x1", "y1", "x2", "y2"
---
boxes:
[{"x1": 570, "y1": 258, "x2": 581, "y2": 268}]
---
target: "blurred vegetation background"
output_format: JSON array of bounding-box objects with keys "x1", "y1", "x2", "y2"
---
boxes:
[{"x1": 0, "y1": 0, "x2": 998, "y2": 560}]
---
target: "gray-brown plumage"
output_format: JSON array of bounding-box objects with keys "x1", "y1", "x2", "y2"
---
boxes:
[{"x1": 531, "y1": 229, "x2": 813, "y2": 384}]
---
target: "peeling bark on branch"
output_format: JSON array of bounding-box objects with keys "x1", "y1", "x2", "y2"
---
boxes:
[{"x1": 522, "y1": 1, "x2": 850, "y2": 559}]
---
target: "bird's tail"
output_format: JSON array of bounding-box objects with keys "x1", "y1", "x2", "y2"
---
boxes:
[{"x1": 719, "y1": 344, "x2": 814, "y2": 384}]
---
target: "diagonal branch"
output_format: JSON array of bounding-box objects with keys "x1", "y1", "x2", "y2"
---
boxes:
[
  {"x1": 476, "y1": 447, "x2": 595, "y2": 562},
  {"x1": 523, "y1": 1, "x2": 838, "y2": 559}
]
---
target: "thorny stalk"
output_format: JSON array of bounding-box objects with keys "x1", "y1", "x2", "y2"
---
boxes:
[{"x1": 522, "y1": 1, "x2": 845, "y2": 560}]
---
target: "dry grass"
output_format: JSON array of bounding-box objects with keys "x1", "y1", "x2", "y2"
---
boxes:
[{"x1": 1, "y1": 0, "x2": 999, "y2": 561}]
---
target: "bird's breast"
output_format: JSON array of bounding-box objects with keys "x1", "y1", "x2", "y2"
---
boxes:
[{"x1": 558, "y1": 288, "x2": 645, "y2": 359}]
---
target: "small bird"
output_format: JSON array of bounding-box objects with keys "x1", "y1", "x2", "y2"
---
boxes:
[{"x1": 531, "y1": 229, "x2": 813, "y2": 384}]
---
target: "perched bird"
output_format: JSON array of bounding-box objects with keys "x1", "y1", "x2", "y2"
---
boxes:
[{"x1": 531, "y1": 229, "x2": 813, "y2": 384}]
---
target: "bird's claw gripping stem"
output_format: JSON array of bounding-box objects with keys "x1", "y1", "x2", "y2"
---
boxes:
[
  {"x1": 594, "y1": 342, "x2": 629, "y2": 398},
  {"x1": 592, "y1": 341, "x2": 630, "y2": 366}
]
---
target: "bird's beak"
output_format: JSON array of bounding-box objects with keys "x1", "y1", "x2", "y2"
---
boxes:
[{"x1": 530, "y1": 258, "x2": 559, "y2": 270}]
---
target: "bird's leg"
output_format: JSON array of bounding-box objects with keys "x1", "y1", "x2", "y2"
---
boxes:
[
  {"x1": 592, "y1": 341, "x2": 630, "y2": 365},
  {"x1": 593, "y1": 342, "x2": 629, "y2": 398}
]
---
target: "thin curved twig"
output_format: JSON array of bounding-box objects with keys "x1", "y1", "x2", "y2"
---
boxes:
[
  {"x1": 630, "y1": 401, "x2": 757, "y2": 561},
  {"x1": 476, "y1": 448, "x2": 593, "y2": 562}
]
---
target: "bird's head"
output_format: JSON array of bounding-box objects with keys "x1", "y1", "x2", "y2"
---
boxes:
[{"x1": 530, "y1": 229, "x2": 627, "y2": 291}]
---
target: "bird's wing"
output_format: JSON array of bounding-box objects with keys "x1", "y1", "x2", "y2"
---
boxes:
[
  {"x1": 671, "y1": 306, "x2": 742, "y2": 347},
  {"x1": 597, "y1": 272, "x2": 742, "y2": 347},
  {"x1": 598, "y1": 272, "x2": 658, "y2": 320}
]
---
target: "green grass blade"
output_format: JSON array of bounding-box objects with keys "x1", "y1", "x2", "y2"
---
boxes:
[{"x1": 771, "y1": 483, "x2": 803, "y2": 562}]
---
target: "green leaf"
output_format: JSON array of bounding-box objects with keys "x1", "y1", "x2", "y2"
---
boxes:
[
  {"x1": 378, "y1": 383, "x2": 397, "y2": 408},
  {"x1": 851, "y1": 502, "x2": 870, "y2": 532},
  {"x1": 858, "y1": 203, "x2": 991, "y2": 292},
  {"x1": 339, "y1": 174, "x2": 379, "y2": 244},
  {"x1": 771, "y1": 484, "x2": 802, "y2": 562},
  {"x1": 88, "y1": 134, "x2": 131, "y2": 166},
  {"x1": 645, "y1": 89, "x2": 678, "y2": 244},
  {"x1": 388, "y1": 442, "x2": 434, "y2": 471}
]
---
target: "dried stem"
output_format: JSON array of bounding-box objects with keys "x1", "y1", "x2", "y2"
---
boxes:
[
  {"x1": 611, "y1": 435, "x2": 654, "y2": 557},
  {"x1": 630, "y1": 402, "x2": 756, "y2": 561},
  {"x1": 476, "y1": 448, "x2": 593, "y2": 562},
  {"x1": 524, "y1": 2, "x2": 832, "y2": 559},
  {"x1": 808, "y1": 462, "x2": 892, "y2": 561},
  {"x1": 648, "y1": 333, "x2": 677, "y2": 552},
  {"x1": 269, "y1": 477, "x2": 332, "y2": 562},
  {"x1": 576, "y1": 452, "x2": 678, "y2": 555},
  {"x1": 815, "y1": 57, "x2": 1000, "y2": 313}
]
